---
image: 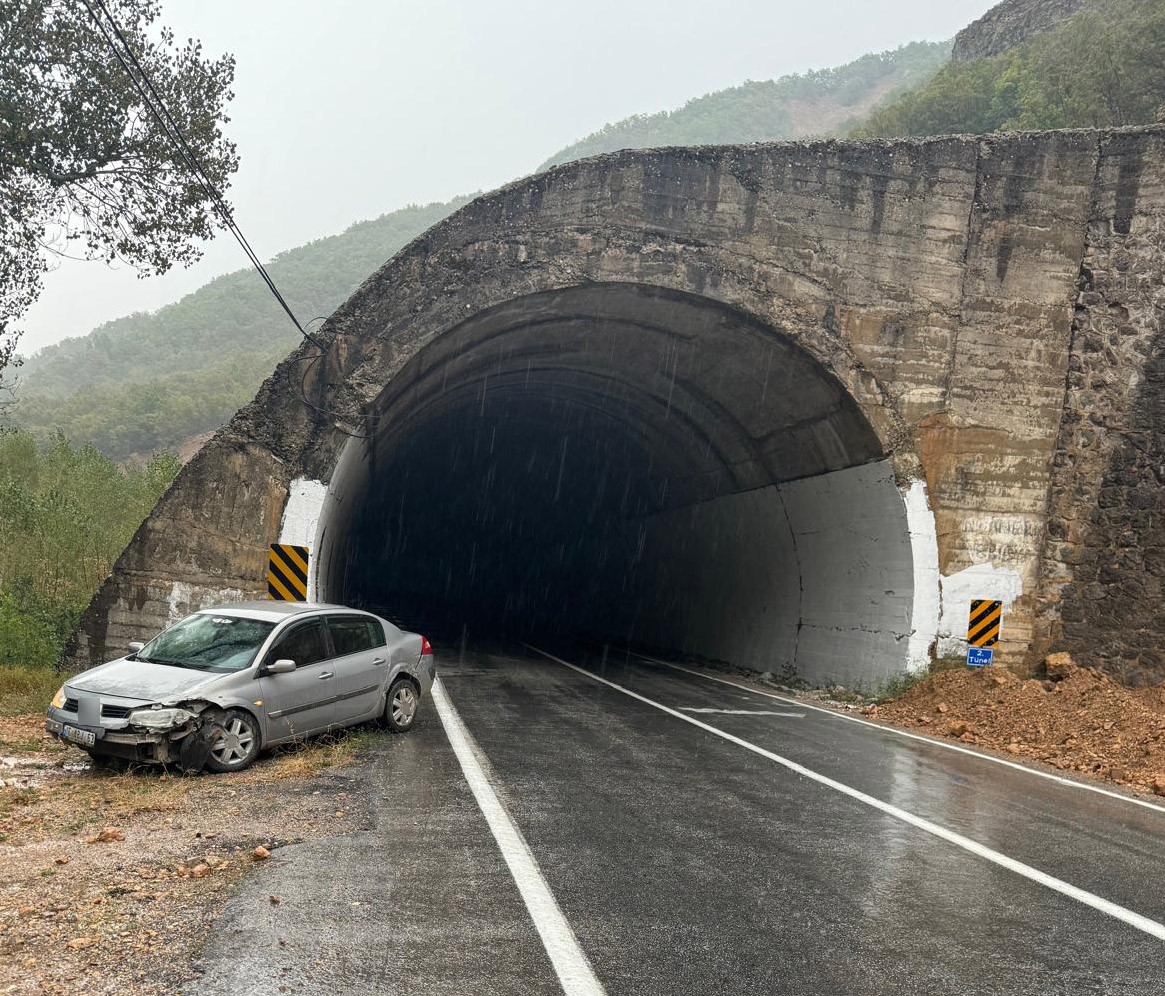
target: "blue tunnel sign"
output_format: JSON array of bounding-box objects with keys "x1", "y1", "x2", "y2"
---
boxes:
[{"x1": 966, "y1": 647, "x2": 995, "y2": 668}]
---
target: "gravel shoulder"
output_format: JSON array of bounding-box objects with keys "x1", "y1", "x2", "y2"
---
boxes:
[{"x1": 0, "y1": 715, "x2": 380, "y2": 995}]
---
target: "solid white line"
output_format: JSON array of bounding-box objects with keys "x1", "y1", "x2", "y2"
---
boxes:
[
  {"x1": 529, "y1": 647, "x2": 1165, "y2": 942},
  {"x1": 634, "y1": 652, "x2": 1165, "y2": 817},
  {"x1": 431, "y1": 678, "x2": 606, "y2": 996},
  {"x1": 678, "y1": 708, "x2": 805, "y2": 717}
]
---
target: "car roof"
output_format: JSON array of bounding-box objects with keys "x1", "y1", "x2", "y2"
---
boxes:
[{"x1": 196, "y1": 601, "x2": 372, "y2": 623}]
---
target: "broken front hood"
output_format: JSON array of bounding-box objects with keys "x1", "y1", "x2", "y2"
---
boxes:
[{"x1": 67, "y1": 658, "x2": 221, "y2": 704}]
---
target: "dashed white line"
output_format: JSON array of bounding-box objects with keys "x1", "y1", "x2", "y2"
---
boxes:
[
  {"x1": 431, "y1": 678, "x2": 607, "y2": 996},
  {"x1": 529, "y1": 646, "x2": 1165, "y2": 943},
  {"x1": 635, "y1": 652, "x2": 1165, "y2": 817}
]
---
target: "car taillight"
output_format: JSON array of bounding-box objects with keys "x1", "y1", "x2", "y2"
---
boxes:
[{"x1": 420, "y1": 635, "x2": 433, "y2": 656}]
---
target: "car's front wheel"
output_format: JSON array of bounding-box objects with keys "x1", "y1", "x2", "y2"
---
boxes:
[
  {"x1": 385, "y1": 678, "x2": 419, "y2": 733},
  {"x1": 204, "y1": 710, "x2": 261, "y2": 773}
]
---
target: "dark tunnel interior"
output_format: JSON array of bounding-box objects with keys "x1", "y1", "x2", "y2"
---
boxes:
[{"x1": 315, "y1": 284, "x2": 922, "y2": 688}]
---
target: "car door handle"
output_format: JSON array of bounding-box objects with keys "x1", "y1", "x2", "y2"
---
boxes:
[
  {"x1": 371, "y1": 657, "x2": 385, "y2": 666},
  {"x1": 318, "y1": 671, "x2": 335, "y2": 680}
]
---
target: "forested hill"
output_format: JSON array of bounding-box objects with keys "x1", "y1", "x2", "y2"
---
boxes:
[
  {"x1": 21, "y1": 0, "x2": 1164, "y2": 463},
  {"x1": 853, "y1": 0, "x2": 1165, "y2": 137},
  {"x1": 14, "y1": 198, "x2": 471, "y2": 459},
  {"x1": 539, "y1": 41, "x2": 950, "y2": 170},
  {"x1": 13, "y1": 41, "x2": 953, "y2": 462}
]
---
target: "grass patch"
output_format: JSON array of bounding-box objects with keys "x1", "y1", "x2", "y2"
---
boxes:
[
  {"x1": 0, "y1": 785, "x2": 41, "y2": 816},
  {"x1": 262, "y1": 724, "x2": 386, "y2": 781},
  {"x1": 0, "y1": 665, "x2": 69, "y2": 716},
  {"x1": 871, "y1": 654, "x2": 971, "y2": 705},
  {"x1": 872, "y1": 669, "x2": 929, "y2": 704}
]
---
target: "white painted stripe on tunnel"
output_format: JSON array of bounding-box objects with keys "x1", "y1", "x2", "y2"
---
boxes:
[
  {"x1": 529, "y1": 647, "x2": 1165, "y2": 943},
  {"x1": 635, "y1": 652, "x2": 1165, "y2": 818},
  {"x1": 431, "y1": 678, "x2": 607, "y2": 996},
  {"x1": 678, "y1": 707, "x2": 805, "y2": 717}
]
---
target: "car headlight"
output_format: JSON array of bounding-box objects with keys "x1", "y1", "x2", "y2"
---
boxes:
[
  {"x1": 127, "y1": 707, "x2": 196, "y2": 730},
  {"x1": 51, "y1": 686, "x2": 66, "y2": 709}
]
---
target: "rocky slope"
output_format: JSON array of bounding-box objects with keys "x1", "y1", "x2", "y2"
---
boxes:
[{"x1": 952, "y1": 0, "x2": 1092, "y2": 61}]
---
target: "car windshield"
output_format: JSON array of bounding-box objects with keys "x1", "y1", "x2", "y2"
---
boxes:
[{"x1": 138, "y1": 614, "x2": 276, "y2": 673}]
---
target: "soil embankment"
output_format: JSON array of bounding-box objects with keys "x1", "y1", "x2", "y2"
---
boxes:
[{"x1": 871, "y1": 658, "x2": 1165, "y2": 796}]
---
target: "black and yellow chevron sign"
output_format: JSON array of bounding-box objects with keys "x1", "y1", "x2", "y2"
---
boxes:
[
  {"x1": 967, "y1": 598, "x2": 1003, "y2": 648},
  {"x1": 268, "y1": 543, "x2": 309, "y2": 601}
]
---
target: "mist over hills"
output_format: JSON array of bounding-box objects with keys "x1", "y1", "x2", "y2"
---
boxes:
[
  {"x1": 13, "y1": 39, "x2": 953, "y2": 461},
  {"x1": 538, "y1": 41, "x2": 950, "y2": 169},
  {"x1": 12, "y1": 0, "x2": 1163, "y2": 461},
  {"x1": 13, "y1": 199, "x2": 471, "y2": 459}
]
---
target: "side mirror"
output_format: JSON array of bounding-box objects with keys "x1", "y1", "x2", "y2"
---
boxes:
[
  {"x1": 128, "y1": 641, "x2": 145, "y2": 655},
  {"x1": 265, "y1": 659, "x2": 296, "y2": 675}
]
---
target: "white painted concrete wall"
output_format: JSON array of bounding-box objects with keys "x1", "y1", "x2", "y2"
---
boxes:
[
  {"x1": 936, "y1": 563, "x2": 1024, "y2": 657},
  {"x1": 278, "y1": 477, "x2": 329, "y2": 599},
  {"x1": 782, "y1": 462, "x2": 917, "y2": 687},
  {"x1": 625, "y1": 487, "x2": 802, "y2": 676},
  {"x1": 903, "y1": 480, "x2": 941, "y2": 672},
  {"x1": 623, "y1": 460, "x2": 928, "y2": 690}
]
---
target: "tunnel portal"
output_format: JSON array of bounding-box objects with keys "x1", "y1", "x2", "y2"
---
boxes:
[
  {"x1": 69, "y1": 129, "x2": 1165, "y2": 685},
  {"x1": 314, "y1": 285, "x2": 920, "y2": 688}
]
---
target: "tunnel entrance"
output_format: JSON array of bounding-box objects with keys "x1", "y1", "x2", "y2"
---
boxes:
[{"x1": 314, "y1": 284, "x2": 927, "y2": 689}]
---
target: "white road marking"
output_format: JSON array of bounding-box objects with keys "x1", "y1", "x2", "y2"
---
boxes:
[
  {"x1": 529, "y1": 647, "x2": 1165, "y2": 942},
  {"x1": 678, "y1": 707, "x2": 805, "y2": 717},
  {"x1": 635, "y1": 652, "x2": 1165, "y2": 817},
  {"x1": 431, "y1": 678, "x2": 606, "y2": 996}
]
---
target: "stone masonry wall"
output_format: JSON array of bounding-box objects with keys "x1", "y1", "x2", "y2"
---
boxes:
[{"x1": 1034, "y1": 130, "x2": 1165, "y2": 683}]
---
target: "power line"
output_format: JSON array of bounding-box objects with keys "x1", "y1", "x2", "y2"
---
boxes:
[{"x1": 79, "y1": 0, "x2": 324, "y2": 352}]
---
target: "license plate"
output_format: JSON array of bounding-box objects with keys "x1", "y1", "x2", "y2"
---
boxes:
[{"x1": 63, "y1": 725, "x2": 96, "y2": 747}]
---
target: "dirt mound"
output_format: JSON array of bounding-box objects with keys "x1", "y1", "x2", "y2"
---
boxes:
[{"x1": 873, "y1": 665, "x2": 1165, "y2": 795}]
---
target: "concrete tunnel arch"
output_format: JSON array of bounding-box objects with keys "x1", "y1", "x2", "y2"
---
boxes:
[
  {"x1": 79, "y1": 134, "x2": 1115, "y2": 688},
  {"x1": 298, "y1": 282, "x2": 939, "y2": 690}
]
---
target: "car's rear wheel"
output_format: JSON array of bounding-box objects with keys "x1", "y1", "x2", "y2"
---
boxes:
[
  {"x1": 385, "y1": 678, "x2": 419, "y2": 733},
  {"x1": 204, "y1": 710, "x2": 261, "y2": 773}
]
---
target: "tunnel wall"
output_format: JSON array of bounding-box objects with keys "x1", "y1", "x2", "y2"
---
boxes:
[
  {"x1": 66, "y1": 126, "x2": 1165, "y2": 685},
  {"x1": 624, "y1": 462, "x2": 920, "y2": 688}
]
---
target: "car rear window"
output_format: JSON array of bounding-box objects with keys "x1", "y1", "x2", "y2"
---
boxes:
[{"x1": 327, "y1": 615, "x2": 386, "y2": 656}]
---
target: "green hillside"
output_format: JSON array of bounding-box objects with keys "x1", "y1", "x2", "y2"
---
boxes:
[
  {"x1": 540, "y1": 41, "x2": 950, "y2": 169},
  {"x1": 11, "y1": 41, "x2": 957, "y2": 463},
  {"x1": 14, "y1": 197, "x2": 472, "y2": 459},
  {"x1": 853, "y1": 0, "x2": 1165, "y2": 137}
]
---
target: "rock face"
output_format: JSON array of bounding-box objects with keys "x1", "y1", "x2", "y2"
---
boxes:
[
  {"x1": 64, "y1": 126, "x2": 1165, "y2": 687},
  {"x1": 953, "y1": 0, "x2": 1091, "y2": 62},
  {"x1": 1035, "y1": 132, "x2": 1165, "y2": 685}
]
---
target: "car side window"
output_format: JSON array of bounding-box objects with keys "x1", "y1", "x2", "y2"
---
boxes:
[
  {"x1": 265, "y1": 619, "x2": 329, "y2": 668},
  {"x1": 326, "y1": 615, "x2": 386, "y2": 656}
]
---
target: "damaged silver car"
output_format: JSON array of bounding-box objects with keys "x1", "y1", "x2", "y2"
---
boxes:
[{"x1": 45, "y1": 602, "x2": 436, "y2": 773}]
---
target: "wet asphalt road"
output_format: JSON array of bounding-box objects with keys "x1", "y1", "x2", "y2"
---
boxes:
[{"x1": 188, "y1": 645, "x2": 1165, "y2": 995}]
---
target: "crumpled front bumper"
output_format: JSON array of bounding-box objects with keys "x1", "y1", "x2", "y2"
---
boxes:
[{"x1": 45, "y1": 706, "x2": 191, "y2": 764}]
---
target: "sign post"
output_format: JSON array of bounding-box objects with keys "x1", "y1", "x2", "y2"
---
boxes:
[{"x1": 966, "y1": 598, "x2": 1002, "y2": 667}]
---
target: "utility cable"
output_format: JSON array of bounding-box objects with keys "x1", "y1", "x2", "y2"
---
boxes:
[
  {"x1": 79, "y1": 0, "x2": 389, "y2": 437},
  {"x1": 80, "y1": 0, "x2": 326, "y2": 353}
]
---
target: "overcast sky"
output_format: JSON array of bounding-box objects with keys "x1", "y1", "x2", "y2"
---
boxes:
[{"x1": 21, "y1": 0, "x2": 996, "y2": 355}]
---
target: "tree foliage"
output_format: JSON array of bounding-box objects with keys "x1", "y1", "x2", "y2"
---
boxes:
[
  {"x1": 853, "y1": 0, "x2": 1165, "y2": 137},
  {"x1": 540, "y1": 41, "x2": 951, "y2": 169},
  {"x1": 0, "y1": 0, "x2": 238, "y2": 375},
  {"x1": 0, "y1": 429, "x2": 178, "y2": 666},
  {"x1": 11, "y1": 197, "x2": 472, "y2": 460}
]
